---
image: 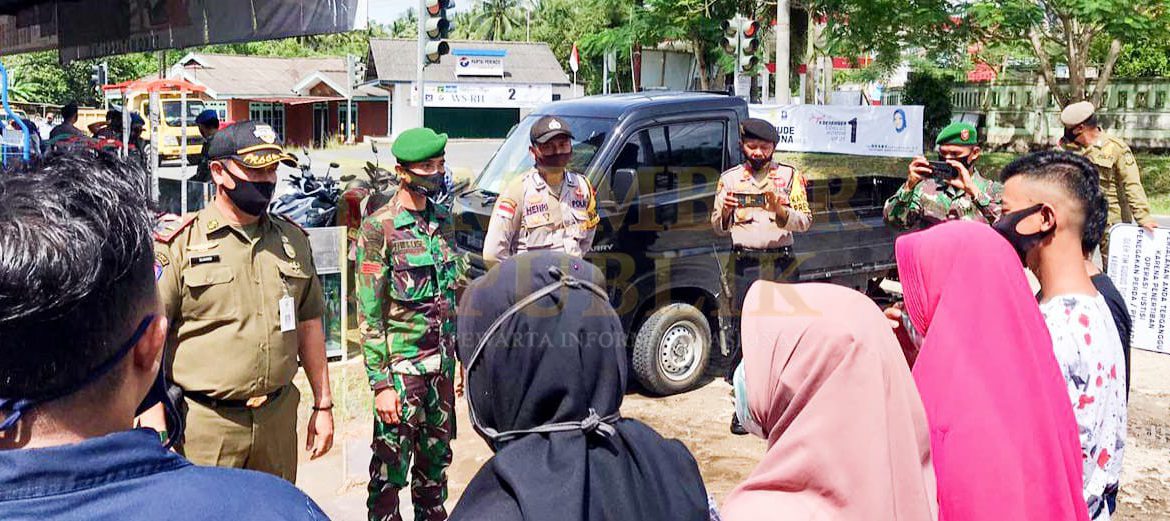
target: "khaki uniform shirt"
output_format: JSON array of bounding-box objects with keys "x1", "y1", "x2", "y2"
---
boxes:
[
  {"x1": 483, "y1": 168, "x2": 599, "y2": 264},
  {"x1": 711, "y1": 162, "x2": 812, "y2": 249},
  {"x1": 1079, "y1": 135, "x2": 1154, "y2": 227},
  {"x1": 155, "y1": 204, "x2": 325, "y2": 401}
]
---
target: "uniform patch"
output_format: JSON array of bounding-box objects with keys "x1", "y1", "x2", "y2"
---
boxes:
[
  {"x1": 154, "y1": 263, "x2": 164, "y2": 281},
  {"x1": 570, "y1": 196, "x2": 589, "y2": 210},
  {"x1": 525, "y1": 202, "x2": 550, "y2": 216},
  {"x1": 361, "y1": 262, "x2": 383, "y2": 274},
  {"x1": 154, "y1": 251, "x2": 169, "y2": 268},
  {"x1": 191, "y1": 254, "x2": 220, "y2": 266},
  {"x1": 495, "y1": 199, "x2": 517, "y2": 219},
  {"x1": 391, "y1": 239, "x2": 426, "y2": 254}
]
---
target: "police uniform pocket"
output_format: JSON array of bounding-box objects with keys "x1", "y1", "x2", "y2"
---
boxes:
[
  {"x1": 276, "y1": 261, "x2": 311, "y2": 303},
  {"x1": 183, "y1": 265, "x2": 239, "y2": 320}
]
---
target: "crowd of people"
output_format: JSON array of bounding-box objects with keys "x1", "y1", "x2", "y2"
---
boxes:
[{"x1": 0, "y1": 96, "x2": 1152, "y2": 521}]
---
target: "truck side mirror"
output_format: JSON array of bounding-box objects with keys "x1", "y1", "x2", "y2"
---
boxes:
[{"x1": 610, "y1": 168, "x2": 637, "y2": 207}]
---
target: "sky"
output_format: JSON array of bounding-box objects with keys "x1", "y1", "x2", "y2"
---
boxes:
[{"x1": 365, "y1": 0, "x2": 474, "y2": 25}]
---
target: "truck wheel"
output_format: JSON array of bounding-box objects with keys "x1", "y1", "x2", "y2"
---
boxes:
[{"x1": 632, "y1": 303, "x2": 711, "y2": 396}]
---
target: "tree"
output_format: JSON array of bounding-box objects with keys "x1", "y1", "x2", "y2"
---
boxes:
[
  {"x1": 471, "y1": 0, "x2": 523, "y2": 41},
  {"x1": 391, "y1": 9, "x2": 418, "y2": 38},
  {"x1": 901, "y1": 70, "x2": 954, "y2": 147},
  {"x1": 967, "y1": 0, "x2": 1170, "y2": 107}
]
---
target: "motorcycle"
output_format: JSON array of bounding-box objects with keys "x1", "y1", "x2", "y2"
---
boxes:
[{"x1": 269, "y1": 148, "x2": 343, "y2": 228}]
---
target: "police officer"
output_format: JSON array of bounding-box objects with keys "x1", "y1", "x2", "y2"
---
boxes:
[
  {"x1": 483, "y1": 116, "x2": 598, "y2": 266},
  {"x1": 711, "y1": 118, "x2": 811, "y2": 432},
  {"x1": 152, "y1": 121, "x2": 334, "y2": 482},
  {"x1": 192, "y1": 109, "x2": 220, "y2": 183},
  {"x1": 884, "y1": 121, "x2": 1003, "y2": 230},
  {"x1": 1061, "y1": 101, "x2": 1157, "y2": 259},
  {"x1": 356, "y1": 127, "x2": 466, "y2": 521}
]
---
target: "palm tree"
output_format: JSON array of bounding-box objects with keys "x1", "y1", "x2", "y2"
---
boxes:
[{"x1": 471, "y1": 0, "x2": 522, "y2": 41}]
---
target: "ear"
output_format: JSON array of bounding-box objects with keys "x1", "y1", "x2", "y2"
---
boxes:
[
  {"x1": 132, "y1": 315, "x2": 168, "y2": 371},
  {"x1": 969, "y1": 147, "x2": 982, "y2": 161},
  {"x1": 209, "y1": 160, "x2": 236, "y2": 190},
  {"x1": 1040, "y1": 204, "x2": 1058, "y2": 232}
]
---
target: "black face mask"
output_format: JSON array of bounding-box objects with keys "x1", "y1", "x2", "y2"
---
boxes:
[
  {"x1": 992, "y1": 204, "x2": 1053, "y2": 264},
  {"x1": 222, "y1": 172, "x2": 276, "y2": 216},
  {"x1": 747, "y1": 157, "x2": 771, "y2": 172},
  {"x1": 403, "y1": 168, "x2": 448, "y2": 200}
]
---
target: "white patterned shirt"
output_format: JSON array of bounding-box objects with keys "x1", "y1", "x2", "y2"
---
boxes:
[{"x1": 1041, "y1": 294, "x2": 1128, "y2": 521}]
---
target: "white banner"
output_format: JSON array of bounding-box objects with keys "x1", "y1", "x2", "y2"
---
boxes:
[
  {"x1": 454, "y1": 51, "x2": 505, "y2": 77},
  {"x1": 1107, "y1": 224, "x2": 1170, "y2": 354},
  {"x1": 749, "y1": 104, "x2": 924, "y2": 158},
  {"x1": 412, "y1": 83, "x2": 552, "y2": 109}
]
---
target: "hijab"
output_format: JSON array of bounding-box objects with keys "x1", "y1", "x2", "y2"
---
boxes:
[
  {"x1": 721, "y1": 282, "x2": 938, "y2": 521},
  {"x1": 452, "y1": 251, "x2": 710, "y2": 521},
  {"x1": 896, "y1": 220, "x2": 1089, "y2": 521}
]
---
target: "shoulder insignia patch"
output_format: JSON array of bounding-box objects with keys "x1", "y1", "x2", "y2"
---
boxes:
[
  {"x1": 153, "y1": 213, "x2": 197, "y2": 243},
  {"x1": 274, "y1": 214, "x2": 309, "y2": 235}
]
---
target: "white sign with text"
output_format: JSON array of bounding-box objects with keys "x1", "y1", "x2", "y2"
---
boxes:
[
  {"x1": 412, "y1": 83, "x2": 552, "y2": 108},
  {"x1": 749, "y1": 104, "x2": 925, "y2": 158},
  {"x1": 1107, "y1": 224, "x2": 1170, "y2": 354}
]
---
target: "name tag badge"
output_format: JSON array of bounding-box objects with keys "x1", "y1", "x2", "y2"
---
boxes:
[
  {"x1": 190, "y1": 254, "x2": 219, "y2": 266},
  {"x1": 279, "y1": 296, "x2": 296, "y2": 332}
]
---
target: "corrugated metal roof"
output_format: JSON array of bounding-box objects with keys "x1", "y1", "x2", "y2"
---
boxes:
[{"x1": 367, "y1": 39, "x2": 571, "y2": 85}]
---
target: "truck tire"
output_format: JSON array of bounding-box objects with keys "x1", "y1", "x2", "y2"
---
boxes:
[{"x1": 631, "y1": 303, "x2": 711, "y2": 396}]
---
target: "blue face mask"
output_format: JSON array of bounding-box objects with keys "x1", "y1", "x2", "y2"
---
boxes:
[
  {"x1": 732, "y1": 362, "x2": 765, "y2": 439},
  {"x1": 0, "y1": 315, "x2": 184, "y2": 448}
]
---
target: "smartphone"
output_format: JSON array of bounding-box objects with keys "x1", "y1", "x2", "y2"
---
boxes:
[
  {"x1": 928, "y1": 161, "x2": 959, "y2": 182},
  {"x1": 734, "y1": 192, "x2": 768, "y2": 208}
]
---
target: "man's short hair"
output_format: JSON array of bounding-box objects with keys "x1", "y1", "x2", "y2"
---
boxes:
[
  {"x1": 61, "y1": 103, "x2": 78, "y2": 121},
  {"x1": 0, "y1": 151, "x2": 157, "y2": 399},
  {"x1": 1082, "y1": 114, "x2": 1099, "y2": 129},
  {"x1": 1000, "y1": 151, "x2": 1107, "y2": 253}
]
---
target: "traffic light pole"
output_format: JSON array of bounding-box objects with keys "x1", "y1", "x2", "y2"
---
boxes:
[
  {"x1": 733, "y1": 33, "x2": 742, "y2": 98},
  {"x1": 417, "y1": 0, "x2": 426, "y2": 126}
]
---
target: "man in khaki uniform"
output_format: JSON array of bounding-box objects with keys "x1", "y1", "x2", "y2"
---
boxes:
[
  {"x1": 1061, "y1": 101, "x2": 1157, "y2": 260},
  {"x1": 483, "y1": 115, "x2": 598, "y2": 266},
  {"x1": 151, "y1": 121, "x2": 334, "y2": 482},
  {"x1": 711, "y1": 118, "x2": 811, "y2": 433}
]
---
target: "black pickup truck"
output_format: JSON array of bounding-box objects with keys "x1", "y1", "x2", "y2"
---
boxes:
[{"x1": 453, "y1": 92, "x2": 904, "y2": 395}]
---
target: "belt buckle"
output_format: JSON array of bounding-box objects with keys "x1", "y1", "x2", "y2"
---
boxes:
[{"x1": 245, "y1": 395, "x2": 269, "y2": 408}]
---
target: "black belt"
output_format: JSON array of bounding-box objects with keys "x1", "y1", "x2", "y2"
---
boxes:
[
  {"x1": 732, "y1": 246, "x2": 793, "y2": 255},
  {"x1": 185, "y1": 386, "x2": 284, "y2": 409}
]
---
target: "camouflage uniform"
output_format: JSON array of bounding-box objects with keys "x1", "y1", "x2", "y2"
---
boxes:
[
  {"x1": 1076, "y1": 135, "x2": 1154, "y2": 259},
  {"x1": 356, "y1": 195, "x2": 466, "y2": 521},
  {"x1": 882, "y1": 168, "x2": 1003, "y2": 230}
]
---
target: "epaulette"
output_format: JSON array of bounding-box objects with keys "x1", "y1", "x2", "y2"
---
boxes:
[
  {"x1": 273, "y1": 213, "x2": 309, "y2": 235},
  {"x1": 153, "y1": 213, "x2": 197, "y2": 243}
]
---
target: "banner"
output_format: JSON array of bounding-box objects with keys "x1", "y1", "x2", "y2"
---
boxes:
[
  {"x1": 1107, "y1": 224, "x2": 1170, "y2": 354},
  {"x1": 749, "y1": 104, "x2": 924, "y2": 158},
  {"x1": 412, "y1": 83, "x2": 552, "y2": 109},
  {"x1": 0, "y1": 0, "x2": 363, "y2": 63},
  {"x1": 454, "y1": 49, "x2": 506, "y2": 77}
]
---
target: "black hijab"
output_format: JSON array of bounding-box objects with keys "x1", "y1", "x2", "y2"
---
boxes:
[{"x1": 452, "y1": 252, "x2": 710, "y2": 521}]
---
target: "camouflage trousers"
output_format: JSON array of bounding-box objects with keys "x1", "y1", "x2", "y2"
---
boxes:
[{"x1": 368, "y1": 370, "x2": 455, "y2": 521}]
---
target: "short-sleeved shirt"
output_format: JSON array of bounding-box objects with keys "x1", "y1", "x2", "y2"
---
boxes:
[
  {"x1": 154, "y1": 204, "x2": 325, "y2": 400},
  {"x1": 1080, "y1": 135, "x2": 1153, "y2": 227},
  {"x1": 482, "y1": 169, "x2": 598, "y2": 265},
  {"x1": 710, "y1": 162, "x2": 812, "y2": 249},
  {"x1": 355, "y1": 197, "x2": 467, "y2": 387},
  {"x1": 1040, "y1": 294, "x2": 1127, "y2": 521},
  {"x1": 0, "y1": 429, "x2": 327, "y2": 520}
]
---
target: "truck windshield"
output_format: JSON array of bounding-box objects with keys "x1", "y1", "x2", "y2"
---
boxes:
[
  {"x1": 473, "y1": 115, "x2": 616, "y2": 194},
  {"x1": 162, "y1": 100, "x2": 207, "y2": 127}
]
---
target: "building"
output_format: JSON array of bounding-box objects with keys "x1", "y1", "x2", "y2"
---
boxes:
[
  {"x1": 365, "y1": 39, "x2": 576, "y2": 139},
  {"x1": 161, "y1": 53, "x2": 390, "y2": 146}
]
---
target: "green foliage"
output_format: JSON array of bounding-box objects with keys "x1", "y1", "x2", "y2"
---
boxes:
[
  {"x1": 1112, "y1": 42, "x2": 1170, "y2": 78},
  {"x1": 469, "y1": 0, "x2": 524, "y2": 41},
  {"x1": 901, "y1": 70, "x2": 953, "y2": 145},
  {"x1": 1, "y1": 51, "x2": 158, "y2": 106}
]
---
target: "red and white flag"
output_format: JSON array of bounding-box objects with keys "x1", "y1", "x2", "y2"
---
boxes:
[{"x1": 569, "y1": 43, "x2": 580, "y2": 73}]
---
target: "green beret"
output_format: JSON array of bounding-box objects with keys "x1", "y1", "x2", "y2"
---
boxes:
[
  {"x1": 935, "y1": 122, "x2": 978, "y2": 146},
  {"x1": 392, "y1": 127, "x2": 448, "y2": 163}
]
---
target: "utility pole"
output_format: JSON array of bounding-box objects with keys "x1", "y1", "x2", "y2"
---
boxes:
[
  {"x1": 346, "y1": 55, "x2": 355, "y2": 144},
  {"x1": 776, "y1": 0, "x2": 790, "y2": 104},
  {"x1": 417, "y1": 0, "x2": 426, "y2": 125}
]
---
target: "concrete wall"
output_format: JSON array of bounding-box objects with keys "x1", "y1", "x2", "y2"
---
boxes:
[
  {"x1": 284, "y1": 104, "x2": 313, "y2": 147},
  {"x1": 391, "y1": 84, "x2": 421, "y2": 138},
  {"x1": 357, "y1": 100, "x2": 389, "y2": 140},
  {"x1": 227, "y1": 99, "x2": 249, "y2": 122}
]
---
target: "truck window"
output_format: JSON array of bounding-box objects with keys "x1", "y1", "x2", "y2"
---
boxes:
[{"x1": 618, "y1": 120, "x2": 725, "y2": 198}]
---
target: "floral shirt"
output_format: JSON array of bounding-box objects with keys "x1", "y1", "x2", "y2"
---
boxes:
[{"x1": 1040, "y1": 295, "x2": 1128, "y2": 521}]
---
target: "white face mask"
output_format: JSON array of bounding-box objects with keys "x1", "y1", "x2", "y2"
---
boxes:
[{"x1": 732, "y1": 362, "x2": 765, "y2": 439}]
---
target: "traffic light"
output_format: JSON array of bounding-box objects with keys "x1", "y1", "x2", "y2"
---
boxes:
[
  {"x1": 89, "y1": 63, "x2": 107, "y2": 90},
  {"x1": 424, "y1": 0, "x2": 453, "y2": 65},
  {"x1": 721, "y1": 15, "x2": 760, "y2": 73},
  {"x1": 348, "y1": 55, "x2": 367, "y2": 87}
]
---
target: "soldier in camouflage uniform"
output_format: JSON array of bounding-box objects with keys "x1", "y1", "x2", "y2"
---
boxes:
[
  {"x1": 1061, "y1": 101, "x2": 1157, "y2": 260},
  {"x1": 884, "y1": 122, "x2": 1003, "y2": 230},
  {"x1": 356, "y1": 127, "x2": 466, "y2": 521}
]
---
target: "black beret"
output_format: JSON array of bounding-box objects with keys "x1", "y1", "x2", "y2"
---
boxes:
[{"x1": 740, "y1": 118, "x2": 779, "y2": 144}]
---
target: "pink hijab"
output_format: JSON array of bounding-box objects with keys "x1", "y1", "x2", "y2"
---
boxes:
[
  {"x1": 722, "y1": 282, "x2": 938, "y2": 521},
  {"x1": 896, "y1": 221, "x2": 1088, "y2": 521}
]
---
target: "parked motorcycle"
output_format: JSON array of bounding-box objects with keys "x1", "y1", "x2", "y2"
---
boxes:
[{"x1": 269, "y1": 148, "x2": 343, "y2": 228}]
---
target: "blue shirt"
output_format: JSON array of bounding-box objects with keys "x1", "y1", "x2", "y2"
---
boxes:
[{"x1": 0, "y1": 429, "x2": 328, "y2": 520}]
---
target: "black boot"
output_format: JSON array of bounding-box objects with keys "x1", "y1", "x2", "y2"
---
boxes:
[{"x1": 730, "y1": 413, "x2": 748, "y2": 435}]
